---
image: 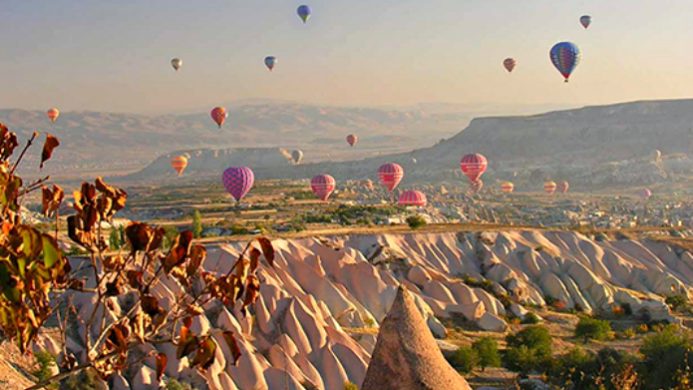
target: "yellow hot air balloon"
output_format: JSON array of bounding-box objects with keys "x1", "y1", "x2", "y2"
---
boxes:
[
  {"x1": 500, "y1": 181, "x2": 514, "y2": 193},
  {"x1": 171, "y1": 155, "x2": 188, "y2": 176}
]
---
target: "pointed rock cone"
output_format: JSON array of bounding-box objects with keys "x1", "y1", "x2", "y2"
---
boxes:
[{"x1": 361, "y1": 286, "x2": 471, "y2": 390}]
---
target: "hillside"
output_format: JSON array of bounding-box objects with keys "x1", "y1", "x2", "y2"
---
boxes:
[{"x1": 125, "y1": 99, "x2": 693, "y2": 191}]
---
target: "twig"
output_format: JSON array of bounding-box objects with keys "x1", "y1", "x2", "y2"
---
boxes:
[{"x1": 11, "y1": 132, "x2": 37, "y2": 175}]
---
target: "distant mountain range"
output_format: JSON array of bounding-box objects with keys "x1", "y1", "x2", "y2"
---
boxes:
[
  {"x1": 124, "y1": 99, "x2": 693, "y2": 191},
  {"x1": 0, "y1": 103, "x2": 475, "y2": 180}
]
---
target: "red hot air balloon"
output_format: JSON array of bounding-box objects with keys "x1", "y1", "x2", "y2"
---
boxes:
[
  {"x1": 222, "y1": 167, "x2": 254, "y2": 201},
  {"x1": 311, "y1": 174, "x2": 336, "y2": 201},
  {"x1": 171, "y1": 155, "x2": 188, "y2": 176},
  {"x1": 503, "y1": 58, "x2": 517, "y2": 73},
  {"x1": 558, "y1": 181, "x2": 570, "y2": 193},
  {"x1": 398, "y1": 190, "x2": 427, "y2": 207},
  {"x1": 211, "y1": 107, "x2": 228, "y2": 128},
  {"x1": 500, "y1": 181, "x2": 514, "y2": 193},
  {"x1": 47, "y1": 108, "x2": 60, "y2": 123},
  {"x1": 378, "y1": 163, "x2": 404, "y2": 192},
  {"x1": 346, "y1": 134, "x2": 358, "y2": 147},
  {"x1": 544, "y1": 181, "x2": 557, "y2": 195},
  {"x1": 460, "y1": 154, "x2": 488, "y2": 183}
]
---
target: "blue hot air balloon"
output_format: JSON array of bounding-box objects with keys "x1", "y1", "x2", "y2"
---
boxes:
[
  {"x1": 580, "y1": 15, "x2": 592, "y2": 29},
  {"x1": 550, "y1": 42, "x2": 581, "y2": 82},
  {"x1": 297, "y1": 5, "x2": 311, "y2": 23},
  {"x1": 264, "y1": 56, "x2": 277, "y2": 71}
]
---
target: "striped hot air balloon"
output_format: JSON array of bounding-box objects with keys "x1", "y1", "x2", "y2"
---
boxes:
[
  {"x1": 210, "y1": 107, "x2": 228, "y2": 128},
  {"x1": 500, "y1": 181, "x2": 514, "y2": 193},
  {"x1": 558, "y1": 181, "x2": 570, "y2": 193},
  {"x1": 398, "y1": 190, "x2": 427, "y2": 207},
  {"x1": 346, "y1": 134, "x2": 358, "y2": 147},
  {"x1": 544, "y1": 181, "x2": 557, "y2": 195},
  {"x1": 47, "y1": 108, "x2": 60, "y2": 123},
  {"x1": 378, "y1": 163, "x2": 404, "y2": 192},
  {"x1": 170, "y1": 155, "x2": 188, "y2": 176},
  {"x1": 503, "y1": 58, "x2": 517, "y2": 73},
  {"x1": 460, "y1": 154, "x2": 488, "y2": 183},
  {"x1": 311, "y1": 174, "x2": 336, "y2": 201},
  {"x1": 640, "y1": 188, "x2": 653, "y2": 200},
  {"x1": 550, "y1": 42, "x2": 581, "y2": 82},
  {"x1": 222, "y1": 167, "x2": 254, "y2": 202}
]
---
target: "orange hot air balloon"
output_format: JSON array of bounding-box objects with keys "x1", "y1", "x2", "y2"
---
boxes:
[
  {"x1": 210, "y1": 107, "x2": 228, "y2": 128},
  {"x1": 47, "y1": 108, "x2": 60, "y2": 123},
  {"x1": 346, "y1": 134, "x2": 358, "y2": 147},
  {"x1": 171, "y1": 155, "x2": 188, "y2": 176},
  {"x1": 500, "y1": 181, "x2": 514, "y2": 193},
  {"x1": 544, "y1": 181, "x2": 557, "y2": 195}
]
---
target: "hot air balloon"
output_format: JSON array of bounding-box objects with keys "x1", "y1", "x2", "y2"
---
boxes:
[
  {"x1": 500, "y1": 181, "x2": 514, "y2": 193},
  {"x1": 460, "y1": 154, "x2": 488, "y2": 183},
  {"x1": 378, "y1": 163, "x2": 404, "y2": 192},
  {"x1": 346, "y1": 134, "x2": 358, "y2": 147},
  {"x1": 503, "y1": 58, "x2": 517, "y2": 73},
  {"x1": 211, "y1": 107, "x2": 228, "y2": 128},
  {"x1": 558, "y1": 181, "x2": 570, "y2": 193},
  {"x1": 544, "y1": 181, "x2": 557, "y2": 195},
  {"x1": 640, "y1": 188, "x2": 652, "y2": 200},
  {"x1": 47, "y1": 108, "x2": 60, "y2": 123},
  {"x1": 550, "y1": 42, "x2": 580, "y2": 82},
  {"x1": 398, "y1": 190, "x2": 427, "y2": 207},
  {"x1": 297, "y1": 5, "x2": 311, "y2": 23},
  {"x1": 222, "y1": 167, "x2": 254, "y2": 202},
  {"x1": 291, "y1": 149, "x2": 304, "y2": 164},
  {"x1": 580, "y1": 15, "x2": 592, "y2": 29},
  {"x1": 411, "y1": 157, "x2": 418, "y2": 164},
  {"x1": 311, "y1": 174, "x2": 336, "y2": 201},
  {"x1": 264, "y1": 56, "x2": 277, "y2": 71},
  {"x1": 470, "y1": 180, "x2": 484, "y2": 193},
  {"x1": 171, "y1": 58, "x2": 182, "y2": 71},
  {"x1": 653, "y1": 149, "x2": 662, "y2": 163},
  {"x1": 171, "y1": 155, "x2": 188, "y2": 176}
]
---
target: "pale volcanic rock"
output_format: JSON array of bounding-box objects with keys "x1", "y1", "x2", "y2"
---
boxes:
[
  {"x1": 408, "y1": 265, "x2": 433, "y2": 285},
  {"x1": 264, "y1": 367, "x2": 305, "y2": 390},
  {"x1": 422, "y1": 280, "x2": 457, "y2": 303},
  {"x1": 361, "y1": 286, "x2": 471, "y2": 390},
  {"x1": 478, "y1": 312, "x2": 508, "y2": 332}
]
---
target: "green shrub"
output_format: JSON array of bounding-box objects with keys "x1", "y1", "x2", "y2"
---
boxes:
[
  {"x1": 344, "y1": 382, "x2": 358, "y2": 390},
  {"x1": 504, "y1": 326, "x2": 553, "y2": 374},
  {"x1": 575, "y1": 317, "x2": 612, "y2": 341},
  {"x1": 108, "y1": 228, "x2": 122, "y2": 250},
  {"x1": 639, "y1": 325, "x2": 693, "y2": 389},
  {"x1": 521, "y1": 312, "x2": 541, "y2": 324},
  {"x1": 32, "y1": 350, "x2": 57, "y2": 389},
  {"x1": 166, "y1": 379, "x2": 194, "y2": 390},
  {"x1": 472, "y1": 337, "x2": 501, "y2": 371},
  {"x1": 406, "y1": 215, "x2": 427, "y2": 230},
  {"x1": 665, "y1": 294, "x2": 690, "y2": 312},
  {"x1": 192, "y1": 210, "x2": 203, "y2": 238},
  {"x1": 449, "y1": 346, "x2": 478, "y2": 374}
]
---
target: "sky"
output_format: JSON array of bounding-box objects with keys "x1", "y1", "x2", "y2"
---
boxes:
[{"x1": 2, "y1": 0, "x2": 693, "y2": 114}]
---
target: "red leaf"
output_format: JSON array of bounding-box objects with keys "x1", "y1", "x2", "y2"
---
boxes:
[
  {"x1": 222, "y1": 331, "x2": 242, "y2": 366},
  {"x1": 155, "y1": 352, "x2": 167, "y2": 380},
  {"x1": 257, "y1": 237, "x2": 275, "y2": 267},
  {"x1": 40, "y1": 133, "x2": 60, "y2": 168}
]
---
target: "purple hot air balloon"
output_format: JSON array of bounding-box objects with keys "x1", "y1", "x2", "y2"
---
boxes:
[
  {"x1": 222, "y1": 167, "x2": 255, "y2": 202},
  {"x1": 550, "y1": 42, "x2": 581, "y2": 82}
]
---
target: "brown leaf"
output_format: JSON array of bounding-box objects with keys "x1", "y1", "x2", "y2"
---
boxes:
[
  {"x1": 190, "y1": 336, "x2": 217, "y2": 369},
  {"x1": 40, "y1": 133, "x2": 60, "y2": 169},
  {"x1": 176, "y1": 335, "x2": 198, "y2": 360},
  {"x1": 41, "y1": 185, "x2": 64, "y2": 217},
  {"x1": 257, "y1": 237, "x2": 275, "y2": 267},
  {"x1": 243, "y1": 275, "x2": 261, "y2": 309},
  {"x1": 249, "y1": 247, "x2": 261, "y2": 273},
  {"x1": 186, "y1": 245, "x2": 207, "y2": 277},
  {"x1": 141, "y1": 294, "x2": 162, "y2": 317},
  {"x1": 162, "y1": 230, "x2": 194, "y2": 273},
  {"x1": 125, "y1": 270, "x2": 143, "y2": 290},
  {"x1": 125, "y1": 222, "x2": 153, "y2": 252},
  {"x1": 222, "y1": 331, "x2": 242, "y2": 365},
  {"x1": 95, "y1": 176, "x2": 117, "y2": 198},
  {"x1": 155, "y1": 352, "x2": 167, "y2": 380}
]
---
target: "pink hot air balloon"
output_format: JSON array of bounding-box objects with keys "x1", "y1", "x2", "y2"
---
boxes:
[
  {"x1": 460, "y1": 154, "x2": 488, "y2": 183},
  {"x1": 640, "y1": 188, "x2": 652, "y2": 200},
  {"x1": 544, "y1": 181, "x2": 557, "y2": 195},
  {"x1": 558, "y1": 181, "x2": 570, "y2": 193},
  {"x1": 398, "y1": 190, "x2": 427, "y2": 207},
  {"x1": 346, "y1": 134, "x2": 358, "y2": 147},
  {"x1": 311, "y1": 174, "x2": 336, "y2": 201},
  {"x1": 378, "y1": 163, "x2": 404, "y2": 192},
  {"x1": 503, "y1": 58, "x2": 517, "y2": 73},
  {"x1": 211, "y1": 107, "x2": 228, "y2": 128},
  {"x1": 222, "y1": 167, "x2": 254, "y2": 201}
]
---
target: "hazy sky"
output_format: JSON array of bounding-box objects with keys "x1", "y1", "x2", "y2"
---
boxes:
[{"x1": 2, "y1": 1, "x2": 693, "y2": 113}]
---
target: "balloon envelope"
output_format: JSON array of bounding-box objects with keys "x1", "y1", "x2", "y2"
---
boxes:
[
  {"x1": 550, "y1": 42, "x2": 580, "y2": 82},
  {"x1": 460, "y1": 154, "x2": 488, "y2": 183},
  {"x1": 346, "y1": 134, "x2": 358, "y2": 147},
  {"x1": 558, "y1": 181, "x2": 570, "y2": 193},
  {"x1": 297, "y1": 5, "x2": 311, "y2": 23},
  {"x1": 171, "y1": 156, "x2": 188, "y2": 176},
  {"x1": 222, "y1": 167, "x2": 254, "y2": 201},
  {"x1": 264, "y1": 56, "x2": 277, "y2": 71},
  {"x1": 580, "y1": 15, "x2": 592, "y2": 29},
  {"x1": 544, "y1": 181, "x2": 557, "y2": 194},
  {"x1": 398, "y1": 190, "x2": 427, "y2": 207},
  {"x1": 171, "y1": 58, "x2": 182, "y2": 71},
  {"x1": 311, "y1": 174, "x2": 336, "y2": 201},
  {"x1": 378, "y1": 163, "x2": 404, "y2": 192},
  {"x1": 211, "y1": 107, "x2": 228, "y2": 128},
  {"x1": 291, "y1": 149, "x2": 304, "y2": 164},
  {"x1": 500, "y1": 181, "x2": 514, "y2": 193},
  {"x1": 640, "y1": 188, "x2": 652, "y2": 200},
  {"x1": 503, "y1": 58, "x2": 516, "y2": 73},
  {"x1": 47, "y1": 108, "x2": 60, "y2": 123}
]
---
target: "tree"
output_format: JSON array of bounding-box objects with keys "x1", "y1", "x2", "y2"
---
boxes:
[
  {"x1": 575, "y1": 317, "x2": 613, "y2": 341},
  {"x1": 504, "y1": 326, "x2": 553, "y2": 374},
  {"x1": 449, "y1": 346, "x2": 478, "y2": 374},
  {"x1": 108, "y1": 228, "x2": 122, "y2": 250},
  {"x1": 639, "y1": 325, "x2": 693, "y2": 389},
  {"x1": 472, "y1": 337, "x2": 500, "y2": 371},
  {"x1": 192, "y1": 210, "x2": 203, "y2": 238},
  {"x1": 406, "y1": 215, "x2": 427, "y2": 229}
]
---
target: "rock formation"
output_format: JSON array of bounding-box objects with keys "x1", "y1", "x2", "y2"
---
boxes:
[{"x1": 361, "y1": 286, "x2": 471, "y2": 390}]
